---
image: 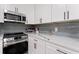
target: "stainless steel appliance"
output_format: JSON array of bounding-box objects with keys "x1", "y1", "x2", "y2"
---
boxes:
[
  {"x1": 4, "y1": 9, "x2": 26, "y2": 23},
  {"x1": 3, "y1": 32, "x2": 28, "y2": 54}
]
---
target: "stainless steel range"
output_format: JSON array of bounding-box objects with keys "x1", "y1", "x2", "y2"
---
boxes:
[{"x1": 3, "y1": 32, "x2": 28, "y2": 54}]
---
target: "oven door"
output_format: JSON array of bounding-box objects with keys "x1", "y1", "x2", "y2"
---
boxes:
[{"x1": 3, "y1": 41, "x2": 28, "y2": 54}]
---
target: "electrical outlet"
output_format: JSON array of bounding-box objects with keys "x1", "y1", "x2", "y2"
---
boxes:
[{"x1": 54, "y1": 27, "x2": 58, "y2": 32}]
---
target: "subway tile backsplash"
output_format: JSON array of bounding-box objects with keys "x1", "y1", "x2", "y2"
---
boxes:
[
  {"x1": 1, "y1": 23, "x2": 27, "y2": 33},
  {"x1": 38, "y1": 22, "x2": 79, "y2": 39}
]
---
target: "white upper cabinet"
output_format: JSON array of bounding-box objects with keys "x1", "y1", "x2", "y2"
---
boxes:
[
  {"x1": 52, "y1": 4, "x2": 66, "y2": 22},
  {"x1": 35, "y1": 4, "x2": 52, "y2": 24},
  {"x1": 15, "y1": 4, "x2": 35, "y2": 24},
  {"x1": 66, "y1": 4, "x2": 79, "y2": 20}
]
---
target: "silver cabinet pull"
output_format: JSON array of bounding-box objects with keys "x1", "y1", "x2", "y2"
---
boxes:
[
  {"x1": 67, "y1": 11, "x2": 69, "y2": 19},
  {"x1": 15, "y1": 7, "x2": 18, "y2": 12},
  {"x1": 64, "y1": 12, "x2": 66, "y2": 19},
  {"x1": 40, "y1": 18, "x2": 42, "y2": 23},
  {"x1": 56, "y1": 49, "x2": 68, "y2": 54},
  {"x1": 34, "y1": 43, "x2": 37, "y2": 49},
  {"x1": 34, "y1": 39, "x2": 38, "y2": 41}
]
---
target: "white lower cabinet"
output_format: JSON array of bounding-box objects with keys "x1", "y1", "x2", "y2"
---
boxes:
[
  {"x1": 28, "y1": 36, "x2": 45, "y2": 54},
  {"x1": 35, "y1": 38, "x2": 45, "y2": 54},
  {"x1": 0, "y1": 44, "x2": 2, "y2": 54},
  {"x1": 28, "y1": 36, "x2": 35, "y2": 54},
  {"x1": 28, "y1": 35, "x2": 78, "y2": 54},
  {"x1": 0, "y1": 35, "x2": 3, "y2": 54},
  {"x1": 46, "y1": 44, "x2": 60, "y2": 54}
]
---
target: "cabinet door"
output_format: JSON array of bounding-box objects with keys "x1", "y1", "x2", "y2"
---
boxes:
[
  {"x1": 46, "y1": 45, "x2": 59, "y2": 54},
  {"x1": 46, "y1": 42, "x2": 61, "y2": 54},
  {"x1": 0, "y1": 44, "x2": 2, "y2": 54},
  {"x1": 28, "y1": 36, "x2": 35, "y2": 54},
  {"x1": 28, "y1": 35, "x2": 46, "y2": 54},
  {"x1": 16, "y1": 4, "x2": 34, "y2": 24},
  {"x1": 0, "y1": 34, "x2": 3, "y2": 54},
  {"x1": 67, "y1": 4, "x2": 79, "y2": 20},
  {"x1": 35, "y1": 4, "x2": 52, "y2": 24},
  {"x1": 52, "y1": 4, "x2": 66, "y2": 22},
  {"x1": 35, "y1": 38, "x2": 45, "y2": 54}
]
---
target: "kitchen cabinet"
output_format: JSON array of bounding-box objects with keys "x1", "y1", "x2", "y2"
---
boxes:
[
  {"x1": 46, "y1": 42, "x2": 63, "y2": 54},
  {"x1": 0, "y1": 34, "x2": 3, "y2": 54},
  {"x1": 15, "y1": 4, "x2": 35, "y2": 24},
  {"x1": 35, "y1": 4, "x2": 52, "y2": 24},
  {"x1": 46, "y1": 43, "x2": 60, "y2": 54},
  {"x1": 28, "y1": 34, "x2": 79, "y2": 54},
  {"x1": 35, "y1": 37, "x2": 45, "y2": 54},
  {"x1": 52, "y1": 4, "x2": 66, "y2": 22},
  {"x1": 0, "y1": 44, "x2": 2, "y2": 54},
  {"x1": 28, "y1": 36, "x2": 35, "y2": 54},
  {"x1": 28, "y1": 35, "x2": 45, "y2": 54},
  {"x1": 66, "y1": 4, "x2": 79, "y2": 20},
  {"x1": 52, "y1": 4, "x2": 79, "y2": 22}
]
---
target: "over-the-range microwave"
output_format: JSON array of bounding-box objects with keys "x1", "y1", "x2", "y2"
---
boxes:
[{"x1": 4, "y1": 9, "x2": 26, "y2": 23}]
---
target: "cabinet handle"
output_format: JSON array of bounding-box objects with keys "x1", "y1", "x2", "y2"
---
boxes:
[
  {"x1": 67, "y1": 11, "x2": 69, "y2": 19},
  {"x1": 56, "y1": 49, "x2": 67, "y2": 54},
  {"x1": 64, "y1": 12, "x2": 66, "y2": 19},
  {"x1": 34, "y1": 43, "x2": 37, "y2": 49},
  {"x1": 15, "y1": 7, "x2": 18, "y2": 12},
  {"x1": 34, "y1": 39, "x2": 38, "y2": 41},
  {"x1": 40, "y1": 18, "x2": 42, "y2": 23}
]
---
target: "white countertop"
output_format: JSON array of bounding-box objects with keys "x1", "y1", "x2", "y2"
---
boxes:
[{"x1": 27, "y1": 33, "x2": 79, "y2": 52}]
